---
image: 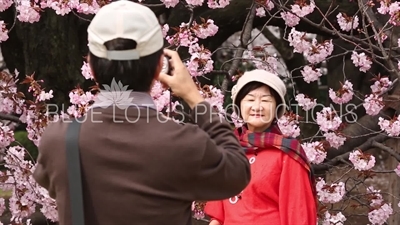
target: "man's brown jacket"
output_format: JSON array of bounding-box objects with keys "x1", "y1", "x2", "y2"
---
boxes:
[{"x1": 33, "y1": 92, "x2": 251, "y2": 225}]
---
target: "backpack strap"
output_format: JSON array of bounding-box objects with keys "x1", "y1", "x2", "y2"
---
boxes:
[{"x1": 65, "y1": 118, "x2": 85, "y2": 225}]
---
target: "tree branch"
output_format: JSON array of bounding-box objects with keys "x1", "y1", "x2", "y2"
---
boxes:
[
  {"x1": 220, "y1": 2, "x2": 257, "y2": 95},
  {"x1": 313, "y1": 133, "x2": 389, "y2": 172},
  {"x1": 371, "y1": 140, "x2": 400, "y2": 162},
  {"x1": 0, "y1": 113, "x2": 22, "y2": 124}
]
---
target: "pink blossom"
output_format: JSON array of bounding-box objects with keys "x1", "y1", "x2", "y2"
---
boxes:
[
  {"x1": 394, "y1": 163, "x2": 400, "y2": 177},
  {"x1": 0, "y1": 20, "x2": 9, "y2": 42},
  {"x1": 277, "y1": 113, "x2": 300, "y2": 138},
  {"x1": 160, "y1": 0, "x2": 180, "y2": 8},
  {"x1": 192, "y1": 19, "x2": 218, "y2": 39},
  {"x1": 16, "y1": 1, "x2": 41, "y2": 23},
  {"x1": 322, "y1": 211, "x2": 347, "y2": 225},
  {"x1": 388, "y1": 2, "x2": 400, "y2": 25},
  {"x1": 349, "y1": 149, "x2": 376, "y2": 171},
  {"x1": 323, "y1": 132, "x2": 346, "y2": 149},
  {"x1": 81, "y1": 61, "x2": 94, "y2": 80},
  {"x1": 207, "y1": 0, "x2": 231, "y2": 9},
  {"x1": 290, "y1": 0, "x2": 315, "y2": 17},
  {"x1": 40, "y1": 0, "x2": 72, "y2": 16},
  {"x1": 370, "y1": 76, "x2": 392, "y2": 95},
  {"x1": 316, "y1": 107, "x2": 342, "y2": 132},
  {"x1": 0, "y1": 123, "x2": 15, "y2": 148},
  {"x1": 153, "y1": 90, "x2": 171, "y2": 111},
  {"x1": 351, "y1": 51, "x2": 372, "y2": 72},
  {"x1": 38, "y1": 90, "x2": 54, "y2": 102},
  {"x1": 305, "y1": 39, "x2": 334, "y2": 64},
  {"x1": 295, "y1": 93, "x2": 317, "y2": 111},
  {"x1": 230, "y1": 112, "x2": 244, "y2": 128},
  {"x1": 329, "y1": 80, "x2": 354, "y2": 104},
  {"x1": 378, "y1": 116, "x2": 400, "y2": 137},
  {"x1": 316, "y1": 178, "x2": 346, "y2": 203},
  {"x1": 368, "y1": 203, "x2": 393, "y2": 225},
  {"x1": 301, "y1": 65, "x2": 322, "y2": 83},
  {"x1": 336, "y1": 13, "x2": 359, "y2": 32},
  {"x1": 186, "y1": 0, "x2": 204, "y2": 6},
  {"x1": 363, "y1": 94, "x2": 384, "y2": 116},
  {"x1": 288, "y1": 28, "x2": 312, "y2": 54},
  {"x1": 377, "y1": 1, "x2": 390, "y2": 14},
  {"x1": 301, "y1": 141, "x2": 327, "y2": 164},
  {"x1": 256, "y1": 7, "x2": 266, "y2": 17},
  {"x1": 281, "y1": 12, "x2": 300, "y2": 27},
  {"x1": 0, "y1": 0, "x2": 13, "y2": 12},
  {"x1": 162, "y1": 24, "x2": 169, "y2": 38},
  {"x1": 150, "y1": 81, "x2": 166, "y2": 99},
  {"x1": 73, "y1": 1, "x2": 100, "y2": 15},
  {"x1": 367, "y1": 186, "x2": 384, "y2": 208},
  {"x1": 186, "y1": 44, "x2": 214, "y2": 76}
]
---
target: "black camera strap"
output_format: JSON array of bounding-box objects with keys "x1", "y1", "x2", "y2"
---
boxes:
[{"x1": 65, "y1": 118, "x2": 85, "y2": 225}]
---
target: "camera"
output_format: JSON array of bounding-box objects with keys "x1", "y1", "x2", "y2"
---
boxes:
[{"x1": 161, "y1": 56, "x2": 172, "y2": 75}]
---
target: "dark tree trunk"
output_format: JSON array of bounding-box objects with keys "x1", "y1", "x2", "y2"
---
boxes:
[{"x1": 1, "y1": 8, "x2": 91, "y2": 108}]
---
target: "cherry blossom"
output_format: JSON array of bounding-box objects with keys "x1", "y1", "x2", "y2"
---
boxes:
[
  {"x1": 349, "y1": 149, "x2": 376, "y2": 171},
  {"x1": 290, "y1": 0, "x2": 315, "y2": 17},
  {"x1": 322, "y1": 211, "x2": 347, "y2": 225},
  {"x1": 186, "y1": 0, "x2": 204, "y2": 7},
  {"x1": 388, "y1": 2, "x2": 400, "y2": 26},
  {"x1": 370, "y1": 75, "x2": 392, "y2": 95},
  {"x1": 323, "y1": 132, "x2": 346, "y2": 149},
  {"x1": 300, "y1": 65, "x2": 322, "y2": 83},
  {"x1": 336, "y1": 13, "x2": 359, "y2": 32},
  {"x1": 81, "y1": 62, "x2": 94, "y2": 80},
  {"x1": 351, "y1": 51, "x2": 372, "y2": 72},
  {"x1": 160, "y1": 0, "x2": 180, "y2": 8},
  {"x1": 394, "y1": 163, "x2": 400, "y2": 177},
  {"x1": 368, "y1": 203, "x2": 393, "y2": 225},
  {"x1": 329, "y1": 80, "x2": 354, "y2": 104},
  {"x1": 378, "y1": 116, "x2": 400, "y2": 137},
  {"x1": 316, "y1": 107, "x2": 342, "y2": 132},
  {"x1": 315, "y1": 177, "x2": 346, "y2": 203},
  {"x1": 0, "y1": 0, "x2": 13, "y2": 11},
  {"x1": 277, "y1": 112, "x2": 300, "y2": 138},
  {"x1": 281, "y1": 12, "x2": 300, "y2": 27},
  {"x1": 301, "y1": 141, "x2": 327, "y2": 164},
  {"x1": 0, "y1": 20, "x2": 8, "y2": 42},
  {"x1": 295, "y1": 93, "x2": 317, "y2": 111},
  {"x1": 363, "y1": 94, "x2": 384, "y2": 116},
  {"x1": 207, "y1": 0, "x2": 231, "y2": 9}
]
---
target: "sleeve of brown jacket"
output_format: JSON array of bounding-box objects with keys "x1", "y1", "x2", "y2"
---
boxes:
[{"x1": 188, "y1": 101, "x2": 251, "y2": 201}]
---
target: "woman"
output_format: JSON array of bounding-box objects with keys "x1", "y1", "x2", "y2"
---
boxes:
[{"x1": 204, "y1": 69, "x2": 318, "y2": 225}]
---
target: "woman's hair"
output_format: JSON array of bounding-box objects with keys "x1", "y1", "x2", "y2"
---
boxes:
[
  {"x1": 234, "y1": 81, "x2": 282, "y2": 119},
  {"x1": 88, "y1": 38, "x2": 163, "y2": 92}
]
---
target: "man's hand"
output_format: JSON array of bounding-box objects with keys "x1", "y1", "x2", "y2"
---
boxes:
[{"x1": 158, "y1": 49, "x2": 204, "y2": 109}]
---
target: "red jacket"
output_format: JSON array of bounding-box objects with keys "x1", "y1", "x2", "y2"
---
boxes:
[{"x1": 204, "y1": 146, "x2": 317, "y2": 225}]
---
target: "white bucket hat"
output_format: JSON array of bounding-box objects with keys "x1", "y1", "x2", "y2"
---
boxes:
[
  {"x1": 87, "y1": 0, "x2": 164, "y2": 60},
  {"x1": 231, "y1": 69, "x2": 287, "y2": 119}
]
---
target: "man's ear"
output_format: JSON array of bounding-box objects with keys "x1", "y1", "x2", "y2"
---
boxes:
[
  {"x1": 154, "y1": 54, "x2": 164, "y2": 80},
  {"x1": 86, "y1": 54, "x2": 97, "y2": 81}
]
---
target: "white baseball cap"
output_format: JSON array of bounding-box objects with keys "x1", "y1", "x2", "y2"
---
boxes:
[
  {"x1": 87, "y1": 0, "x2": 164, "y2": 60},
  {"x1": 231, "y1": 69, "x2": 287, "y2": 118}
]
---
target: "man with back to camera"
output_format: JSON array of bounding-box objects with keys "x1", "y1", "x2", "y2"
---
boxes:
[{"x1": 32, "y1": 0, "x2": 251, "y2": 224}]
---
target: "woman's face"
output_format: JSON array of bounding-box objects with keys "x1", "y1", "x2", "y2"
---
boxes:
[{"x1": 240, "y1": 85, "x2": 277, "y2": 132}]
